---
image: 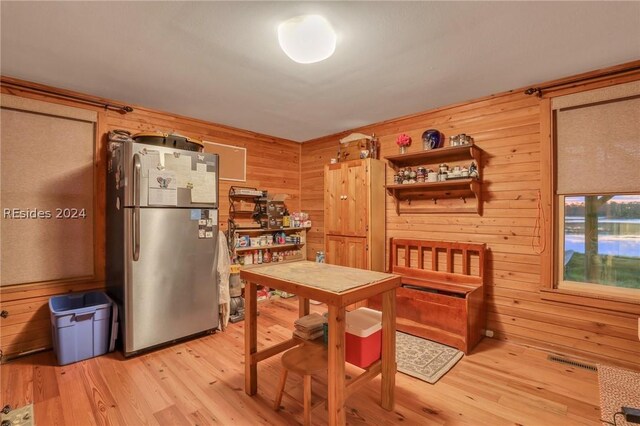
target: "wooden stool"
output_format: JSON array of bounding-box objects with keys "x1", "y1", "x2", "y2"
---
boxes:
[{"x1": 274, "y1": 343, "x2": 327, "y2": 426}]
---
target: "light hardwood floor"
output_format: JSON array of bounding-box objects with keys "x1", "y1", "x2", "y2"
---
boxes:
[{"x1": 1, "y1": 297, "x2": 601, "y2": 425}]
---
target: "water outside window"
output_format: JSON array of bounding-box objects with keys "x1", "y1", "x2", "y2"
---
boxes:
[{"x1": 562, "y1": 195, "x2": 640, "y2": 289}]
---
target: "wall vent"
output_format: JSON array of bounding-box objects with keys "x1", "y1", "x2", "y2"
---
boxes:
[{"x1": 547, "y1": 355, "x2": 598, "y2": 371}]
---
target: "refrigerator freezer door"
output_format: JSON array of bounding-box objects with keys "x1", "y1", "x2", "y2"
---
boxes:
[
  {"x1": 124, "y1": 207, "x2": 219, "y2": 353},
  {"x1": 122, "y1": 142, "x2": 218, "y2": 209}
]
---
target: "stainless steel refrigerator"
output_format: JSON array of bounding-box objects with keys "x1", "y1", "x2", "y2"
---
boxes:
[{"x1": 106, "y1": 139, "x2": 219, "y2": 356}]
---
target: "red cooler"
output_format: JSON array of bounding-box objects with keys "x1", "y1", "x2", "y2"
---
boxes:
[{"x1": 345, "y1": 307, "x2": 382, "y2": 368}]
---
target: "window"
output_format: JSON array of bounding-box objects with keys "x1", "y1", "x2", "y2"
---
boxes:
[
  {"x1": 558, "y1": 195, "x2": 639, "y2": 293},
  {"x1": 551, "y1": 81, "x2": 640, "y2": 298}
]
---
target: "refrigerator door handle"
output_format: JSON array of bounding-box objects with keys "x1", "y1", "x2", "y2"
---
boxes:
[{"x1": 132, "y1": 153, "x2": 141, "y2": 261}]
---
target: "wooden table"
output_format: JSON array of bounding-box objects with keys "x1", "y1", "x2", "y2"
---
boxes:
[{"x1": 241, "y1": 261, "x2": 401, "y2": 426}]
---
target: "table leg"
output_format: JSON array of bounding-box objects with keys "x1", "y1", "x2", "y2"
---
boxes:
[
  {"x1": 327, "y1": 304, "x2": 346, "y2": 426},
  {"x1": 244, "y1": 281, "x2": 258, "y2": 396},
  {"x1": 381, "y1": 288, "x2": 396, "y2": 410},
  {"x1": 299, "y1": 297, "x2": 310, "y2": 317}
]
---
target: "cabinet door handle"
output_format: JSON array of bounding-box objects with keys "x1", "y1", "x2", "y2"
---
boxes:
[{"x1": 0, "y1": 310, "x2": 7, "y2": 319}]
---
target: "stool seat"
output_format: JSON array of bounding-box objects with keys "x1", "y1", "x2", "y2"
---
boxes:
[{"x1": 274, "y1": 343, "x2": 328, "y2": 426}]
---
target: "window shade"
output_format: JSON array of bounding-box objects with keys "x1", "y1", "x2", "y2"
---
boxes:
[
  {"x1": 552, "y1": 80, "x2": 640, "y2": 110},
  {"x1": 1, "y1": 101, "x2": 95, "y2": 286},
  {"x1": 555, "y1": 96, "x2": 640, "y2": 195}
]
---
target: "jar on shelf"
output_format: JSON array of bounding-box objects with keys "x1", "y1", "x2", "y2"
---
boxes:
[{"x1": 469, "y1": 162, "x2": 479, "y2": 178}]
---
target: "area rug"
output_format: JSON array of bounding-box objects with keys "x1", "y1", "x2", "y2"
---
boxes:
[
  {"x1": 598, "y1": 364, "x2": 640, "y2": 426},
  {"x1": 396, "y1": 331, "x2": 463, "y2": 384},
  {"x1": 0, "y1": 403, "x2": 34, "y2": 426}
]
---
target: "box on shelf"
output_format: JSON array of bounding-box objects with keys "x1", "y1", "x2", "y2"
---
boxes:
[
  {"x1": 267, "y1": 196, "x2": 286, "y2": 229},
  {"x1": 237, "y1": 200, "x2": 256, "y2": 212},
  {"x1": 268, "y1": 217, "x2": 283, "y2": 229},
  {"x1": 49, "y1": 292, "x2": 114, "y2": 366},
  {"x1": 345, "y1": 307, "x2": 382, "y2": 368}
]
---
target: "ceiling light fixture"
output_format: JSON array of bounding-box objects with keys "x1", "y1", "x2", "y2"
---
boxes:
[{"x1": 277, "y1": 15, "x2": 336, "y2": 64}]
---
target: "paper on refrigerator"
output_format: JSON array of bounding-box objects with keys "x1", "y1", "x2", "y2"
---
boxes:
[
  {"x1": 148, "y1": 169, "x2": 178, "y2": 206},
  {"x1": 140, "y1": 150, "x2": 161, "y2": 177},
  {"x1": 164, "y1": 153, "x2": 192, "y2": 187},
  {"x1": 191, "y1": 170, "x2": 216, "y2": 203}
]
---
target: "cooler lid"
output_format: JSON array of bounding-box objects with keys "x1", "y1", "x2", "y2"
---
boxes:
[{"x1": 346, "y1": 307, "x2": 382, "y2": 337}]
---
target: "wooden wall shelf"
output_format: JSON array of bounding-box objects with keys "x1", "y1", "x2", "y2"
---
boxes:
[
  {"x1": 385, "y1": 143, "x2": 483, "y2": 215},
  {"x1": 385, "y1": 143, "x2": 481, "y2": 169},
  {"x1": 386, "y1": 180, "x2": 481, "y2": 214}
]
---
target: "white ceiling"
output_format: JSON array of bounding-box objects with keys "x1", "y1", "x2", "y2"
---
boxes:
[{"x1": 2, "y1": 2, "x2": 639, "y2": 142}]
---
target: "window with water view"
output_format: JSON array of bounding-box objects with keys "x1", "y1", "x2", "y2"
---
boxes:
[{"x1": 561, "y1": 195, "x2": 640, "y2": 291}]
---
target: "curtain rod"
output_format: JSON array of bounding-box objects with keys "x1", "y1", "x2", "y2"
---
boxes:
[
  {"x1": 1, "y1": 80, "x2": 133, "y2": 113},
  {"x1": 524, "y1": 64, "x2": 640, "y2": 97}
]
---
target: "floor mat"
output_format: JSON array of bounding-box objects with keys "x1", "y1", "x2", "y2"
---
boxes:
[
  {"x1": 396, "y1": 331, "x2": 463, "y2": 384},
  {"x1": 1, "y1": 404, "x2": 35, "y2": 426},
  {"x1": 598, "y1": 364, "x2": 640, "y2": 426}
]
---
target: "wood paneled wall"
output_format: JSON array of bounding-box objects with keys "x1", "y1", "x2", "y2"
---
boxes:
[
  {"x1": 2, "y1": 66, "x2": 639, "y2": 368},
  {"x1": 0, "y1": 77, "x2": 301, "y2": 359},
  {"x1": 301, "y1": 69, "x2": 640, "y2": 369}
]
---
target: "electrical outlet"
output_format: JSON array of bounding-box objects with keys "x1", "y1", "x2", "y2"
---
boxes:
[
  {"x1": 622, "y1": 406, "x2": 640, "y2": 424},
  {"x1": 484, "y1": 329, "x2": 494, "y2": 338}
]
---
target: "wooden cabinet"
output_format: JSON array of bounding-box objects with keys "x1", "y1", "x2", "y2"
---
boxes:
[
  {"x1": 325, "y1": 235, "x2": 367, "y2": 269},
  {"x1": 325, "y1": 160, "x2": 373, "y2": 238},
  {"x1": 324, "y1": 159, "x2": 385, "y2": 272},
  {"x1": 385, "y1": 143, "x2": 483, "y2": 215}
]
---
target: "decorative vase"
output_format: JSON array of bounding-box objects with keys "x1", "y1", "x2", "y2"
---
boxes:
[
  {"x1": 422, "y1": 129, "x2": 442, "y2": 150},
  {"x1": 400, "y1": 146, "x2": 407, "y2": 154}
]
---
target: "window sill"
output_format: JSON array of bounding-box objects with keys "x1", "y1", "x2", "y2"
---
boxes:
[{"x1": 540, "y1": 287, "x2": 640, "y2": 315}]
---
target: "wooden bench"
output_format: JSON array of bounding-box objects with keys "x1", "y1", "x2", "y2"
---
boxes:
[{"x1": 369, "y1": 238, "x2": 486, "y2": 354}]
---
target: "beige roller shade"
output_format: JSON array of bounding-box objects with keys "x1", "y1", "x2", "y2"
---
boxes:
[
  {"x1": 552, "y1": 80, "x2": 640, "y2": 110},
  {"x1": 1, "y1": 105, "x2": 95, "y2": 286},
  {"x1": 1, "y1": 93, "x2": 97, "y2": 122},
  {"x1": 555, "y1": 96, "x2": 640, "y2": 195}
]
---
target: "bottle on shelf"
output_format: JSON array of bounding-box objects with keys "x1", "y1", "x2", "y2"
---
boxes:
[{"x1": 283, "y1": 208, "x2": 291, "y2": 228}]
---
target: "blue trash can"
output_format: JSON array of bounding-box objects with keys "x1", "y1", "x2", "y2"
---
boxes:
[{"x1": 49, "y1": 292, "x2": 113, "y2": 365}]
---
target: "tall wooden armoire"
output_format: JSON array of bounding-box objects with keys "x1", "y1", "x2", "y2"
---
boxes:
[{"x1": 323, "y1": 158, "x2": 385, "y2": 272}]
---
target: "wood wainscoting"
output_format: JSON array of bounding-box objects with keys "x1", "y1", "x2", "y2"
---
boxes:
[
  {"x1": 0, "y1": 77, "x2": 302, "y2": 360},
  {"x1": 300, "y1": 65, "x2": 640, "y2": 369}
]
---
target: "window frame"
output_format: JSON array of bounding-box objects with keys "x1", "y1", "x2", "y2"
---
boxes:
[{"x1": 539, "y1": 90, "x2": 640, "y2": 313}]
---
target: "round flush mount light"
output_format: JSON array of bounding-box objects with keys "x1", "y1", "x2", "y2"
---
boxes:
[{"x1": 277, "y1": 15, "x2": 336, "y2": 64}]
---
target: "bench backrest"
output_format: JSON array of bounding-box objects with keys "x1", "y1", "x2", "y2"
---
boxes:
[{"x1": 390, "y1": 238, "x2": 486, "y2": 293}]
